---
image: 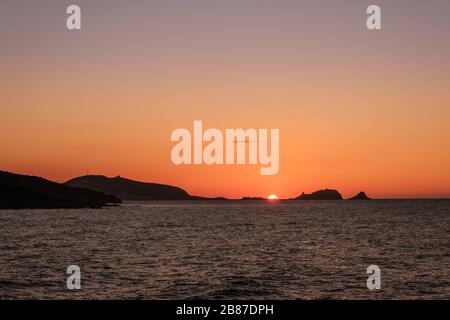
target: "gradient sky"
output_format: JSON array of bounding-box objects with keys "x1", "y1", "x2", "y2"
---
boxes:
[{"x1": 1, "y1": 0, "x2": 450, "y2": 199}]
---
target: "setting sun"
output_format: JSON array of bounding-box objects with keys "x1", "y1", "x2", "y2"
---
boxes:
[{"x1": 268, "y1": 194, "x2": 279, "y2": 200}]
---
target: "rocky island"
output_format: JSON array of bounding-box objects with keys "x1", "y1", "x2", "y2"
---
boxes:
[
  {"x1": 349, "y1": 191, "x2": 371, "y2": 200},
  {"x1": 295, "y1": 189, "x2": 343, "y2": 200}
]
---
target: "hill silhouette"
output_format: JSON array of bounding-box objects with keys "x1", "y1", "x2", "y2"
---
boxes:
[
  {"x1": 295, "y1": 189, "x2": 343, "y2": 200},
  {"x1": 65, "y1": 175, "x2": 201, "y2": 201},
  {"x1": 0, "y1": 170, "x2": 121, "y2": 209}
]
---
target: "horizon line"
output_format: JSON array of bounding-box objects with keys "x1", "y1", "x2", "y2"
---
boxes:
[{"x1": 2, "y1": 169, "x2": 450, "y2": 201}]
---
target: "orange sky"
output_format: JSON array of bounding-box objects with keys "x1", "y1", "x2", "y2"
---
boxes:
[{"x1": 1, "y1": 1, "x2": 450, "y2": 199}]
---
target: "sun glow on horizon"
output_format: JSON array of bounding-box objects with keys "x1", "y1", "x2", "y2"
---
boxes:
[{"x1": 268, "y1": 194, "x2": 279, "y2": 200}]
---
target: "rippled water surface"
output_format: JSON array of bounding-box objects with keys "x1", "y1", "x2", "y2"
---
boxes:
[{"x1": 0, "y1": 200, "x2": 449, "y2": 299}]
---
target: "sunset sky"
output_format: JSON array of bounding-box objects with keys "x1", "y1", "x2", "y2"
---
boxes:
[{"x1": 1, "y1": 0, "x2": 450, "y2": 199}]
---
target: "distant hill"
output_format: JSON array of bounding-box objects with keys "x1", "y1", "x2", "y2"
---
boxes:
[
  {"x1": 0, "y1": 170, "x2": 121, "y2": 209},
  {"x1": 349, "y1": 192, "x2": 371, "y2": 200},
  {"x1": 65, "y1": 175, "x2": 199, "y2": 201},
  {"x1": 241, "y1": 197, "x2": 266, "y2": 200},
  {"x1": 295, "y1": 189, "x2": 343, "y2": 200}
]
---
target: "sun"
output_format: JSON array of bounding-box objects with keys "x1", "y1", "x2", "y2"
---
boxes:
[{"x1": 267, "y1": 194, "x2": 279, "y2": 200}]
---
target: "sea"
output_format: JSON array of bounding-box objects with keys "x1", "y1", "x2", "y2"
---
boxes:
[{"x1": 0, "y1": 200, "x2": 449, "y2": 299}]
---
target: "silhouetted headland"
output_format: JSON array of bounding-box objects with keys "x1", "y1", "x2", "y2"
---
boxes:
[
  {"x1": 0, "y1": 170, "x2": 121, "y2": 209},
  {"x1": 65, "y1": 175, "x2": 215, "y2": 201},
  {"x1": 349, "y1": 191, "x2": 371, "y2": 200},
  {"x1": 295, "y1": 189, "x2": 343, "y2": 200}
]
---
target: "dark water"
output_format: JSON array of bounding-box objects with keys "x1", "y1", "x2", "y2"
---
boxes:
[{"x1": 0, "y1": 200, "x2": 449, "y2": 299}]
